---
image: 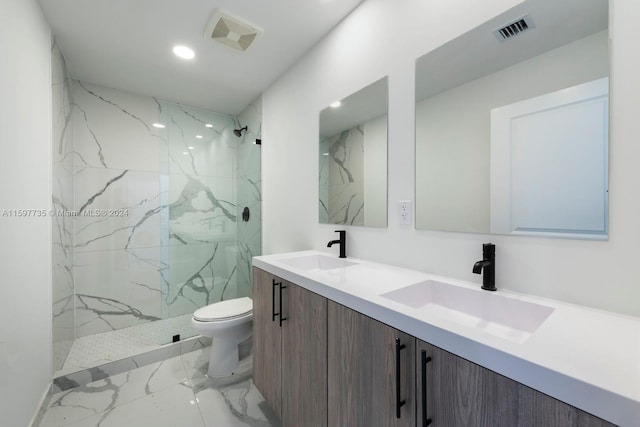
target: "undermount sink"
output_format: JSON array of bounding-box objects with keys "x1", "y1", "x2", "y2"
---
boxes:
[
  {"x1": 380, "y1": 280, "x2": 554, "y2": 343},
  {"x1": 278, "y1": 254, "x2": 357, "y2": 271}
]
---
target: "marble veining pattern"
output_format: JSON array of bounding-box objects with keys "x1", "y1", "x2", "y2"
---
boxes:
[
  {"x1": 54, "y1": 335, "x2": 211, "y2": 393},
  {"x1": 39, "y1": 349, "x2": 278, "y2": 427},
  {"x1": 52, "y1": 38, "x2": 75, "y2": 372},
  {"x1": 322, "y1": 126, "x2": 365, "y2": 225},
  {"x1": 69, "y1": 84, "x2": 243, "y2": 342},
  {"x1": 319, "y1": 138, "x2": 330, "y2": 223},
  {"x1": 51, "y1": 75, "x2": 261, "y2": 371}
]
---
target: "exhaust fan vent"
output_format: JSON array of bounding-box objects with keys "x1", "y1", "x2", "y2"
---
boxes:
[
  {"x1": 205, "y1": 9, "x2": 263, "y2": 52},
  {"x1": 493, "y1": 15, "x2": 534, "y2": 41}
]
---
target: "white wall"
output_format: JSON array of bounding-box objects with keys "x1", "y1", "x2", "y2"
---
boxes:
[
  {"x1": 0, "y1": 0, "x2": 53, "y2": 424},
  {"x1": 363, "y1": 115, "x2": 388, "y2": 227},
  {"x1": 262, "y1": 0, "x2": 640, "y2": 317}
]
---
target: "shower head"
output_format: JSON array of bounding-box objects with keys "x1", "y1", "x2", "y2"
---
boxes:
[{"x1": 233, "y1": 125, "x2": 248, "y2": 137}]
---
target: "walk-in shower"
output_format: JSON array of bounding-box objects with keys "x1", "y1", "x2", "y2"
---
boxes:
[{"x1": 52, "y1": 43, "x2": 261, "y2": 376}]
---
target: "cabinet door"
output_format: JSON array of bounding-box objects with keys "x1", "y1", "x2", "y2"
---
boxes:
[
  {"x1": 417, "y1": 340, "x2": 615, "y2": 427},
  {"x1": 328, "y1": 301, "x2": 415, "y2": 427},
  {"x1": 252, "y1": 267, "x2": 282, "y2": 418},
  {"x1": 516, "y1": 384, "x2": 615, "y2": 427},
  {"x1": 281, "y1": 282, "x2": 327, "y2": 427},
  {"x1": 417, "y1": 340, "x2": 519, "y2": 427}
]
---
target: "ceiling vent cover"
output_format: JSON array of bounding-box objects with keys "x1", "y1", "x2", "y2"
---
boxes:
[
  {"x1": 493, "y1": 15, "x2": 535, "y2": 41},
  {"x1": 205, "y1": 9, "x2": 263, "y2": 52}
]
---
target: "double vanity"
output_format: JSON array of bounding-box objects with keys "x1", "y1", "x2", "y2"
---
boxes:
[{"x1": 253, "y1": 251, "x2": 640, "y2": 426}]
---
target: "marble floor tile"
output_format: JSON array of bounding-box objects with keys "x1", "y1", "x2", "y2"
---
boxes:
[
  {"x1": 181, "y1": 346, "x2": 253, "y2": 392},
  {"x1": 180, "y1": 347, "x2": 210, "y2": 384},
  {"x1": 64, "y1": 383, "x2": 203, "y2": 427},
  {"x1": 38, "y1": 347, "x2": 279, "y2": 427},
  {"x1": 40, "y1": 356, "x2": 188, "y2": 427},
  {"x1": 195, "y1": 378, "x2": 275, "y2": 427}
]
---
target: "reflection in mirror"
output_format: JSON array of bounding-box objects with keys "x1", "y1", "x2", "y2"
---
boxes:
[
  {"x1": 319, "y1": 77, "x2": 388, "y2": 227},
  {"x1": 415, "y1": 0, "x2": 609, "y2": 239}
]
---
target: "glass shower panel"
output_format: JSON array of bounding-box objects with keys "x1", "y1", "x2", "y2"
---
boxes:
[
  {"x1": 235, "y1": 101, "x2": 262, "y2": 300},
  {"x1": 159, "y1": 102, "x2": 238, "y2": 345}
]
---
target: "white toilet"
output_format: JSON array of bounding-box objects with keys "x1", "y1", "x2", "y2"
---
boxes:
[{"x1": 191, "y1": 297, "x2": 253, "y2": 378}]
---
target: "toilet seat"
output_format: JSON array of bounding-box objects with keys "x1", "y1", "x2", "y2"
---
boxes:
[{"x1": 193, "y1": 297, "x2": 252, "y2": 322}]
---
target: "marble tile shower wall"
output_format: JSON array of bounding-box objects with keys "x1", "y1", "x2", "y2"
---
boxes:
[
  {"x1": 321, "y1": 127, "x2": 365, "y2": 225},
  {"x1": 319, "y1": 138, "x2": 329, "y2": 223},
  {"x1": 70, "y1": 81, "x2": 251, "y2": 341},
  {"x1": 52, "y1": 40, "x2": 75, "y2": 372}
]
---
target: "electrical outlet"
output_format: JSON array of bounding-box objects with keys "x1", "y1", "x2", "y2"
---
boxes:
[{"x1": 399, "y1": 200, "x2": 412, "y2": 225}]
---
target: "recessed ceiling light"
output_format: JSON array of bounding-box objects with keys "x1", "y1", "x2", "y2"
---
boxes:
[
  {"x1": 153, "y1": 123, "x2": 166, "y2": 128},
  {"x1": 173, "y1": 45, "x2": 195, "y2": 60},
  {"x1": 195, "y1": 135, "x2": 203, "y2": 139},
  {"x1": 330, "y1": 101, "x2": 341, "y2": 108},
  {"x1": 205, "y1": 124, "x2": 213, "y2": 128},
  {"x1": 188, "y1": 146, "x2": 195, "y2": 150},
  {"x1": 182, "y1": 151, "x2": 189, "y2": 155}
]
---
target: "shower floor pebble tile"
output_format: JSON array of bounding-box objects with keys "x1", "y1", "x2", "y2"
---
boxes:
[
  {"x1": 61, "y1": 314, "x2": 195, "y2": 373},
  {"x1": 38, "y1": 349, "x2": 279, "y2": 427}
]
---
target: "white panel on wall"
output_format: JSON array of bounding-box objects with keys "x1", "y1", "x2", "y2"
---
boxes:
[{"x1": 490, "y1": 78, "x2": 608, "y2": 238}]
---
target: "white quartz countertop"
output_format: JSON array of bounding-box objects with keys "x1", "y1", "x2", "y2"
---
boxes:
[{"x1": 253, "y1": 250, "x2": 640, "y2": 426}]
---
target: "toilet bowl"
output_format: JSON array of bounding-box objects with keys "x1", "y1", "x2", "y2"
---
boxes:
[{"x1": 191, "y1": 297, "x2": 253, "y2": 378}]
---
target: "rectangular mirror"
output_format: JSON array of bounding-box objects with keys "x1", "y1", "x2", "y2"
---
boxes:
[
  {"x1": 415, "y1": 0, "x2": 609, "y2": 239},
  {"x1": 320, "y1": 77, "x2": 388, "y2": 227}
]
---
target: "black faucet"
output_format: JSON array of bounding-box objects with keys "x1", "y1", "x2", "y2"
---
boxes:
[
  {"x1": 327, "y1": 230, "x2": 346, "y2": 258},
  {"x1": 473, "y1": 243, "x2": 496, "y2": 291}
]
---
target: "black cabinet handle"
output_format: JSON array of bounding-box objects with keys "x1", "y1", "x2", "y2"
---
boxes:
[
  {"x1": 395, "y1": 338, "x2": 406, "y2": 418},
  {"x1": 271, "y1": 279, "x2": 280, "y2": 322},
  {"x1": 421, "y1": 350, "x2": 432, "y2": 426},
  {"x1": 278, "y1": 283, "x2": 287, "y2": 327}
]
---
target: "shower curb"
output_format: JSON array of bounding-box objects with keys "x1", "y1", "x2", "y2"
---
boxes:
[{"x1": 52, "y1": 336, "x2": 212, "y2": 393}]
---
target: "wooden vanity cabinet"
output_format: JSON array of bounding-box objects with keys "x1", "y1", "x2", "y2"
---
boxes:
[
  {"x1": 327, "y1": 301, "x2": 416, "y2": 427},
  {"x1": 252, "y1": 267, "x2": 327, "y2": 427},
  {"x1": 254, "y1": 268, "x2": 615, "y2": 427},
  {"x1": 416, "y1": 340, "x2": 615, "y2": 427},
  {"x1": 253, "y1": 267, "x2": 282, "y2": 417}
]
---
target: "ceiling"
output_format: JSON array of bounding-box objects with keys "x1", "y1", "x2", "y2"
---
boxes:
[
  {"x1": 38, "y1": 0, "x2": 364, "y2": 115},
  {"x1": 320, "y1": 77, "x2": 388, "y2": 138}
]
